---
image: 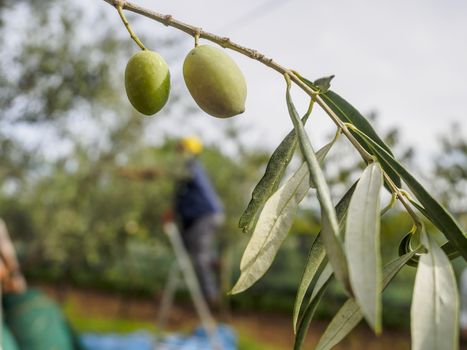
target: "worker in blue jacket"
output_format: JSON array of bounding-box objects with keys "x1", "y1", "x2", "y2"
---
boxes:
[
  {"x1": 174, "y1": 137, "x2": 224, "y2": 308},
  {"x1": 119, "y1": 137, "x2": 224, "y2": 308}
]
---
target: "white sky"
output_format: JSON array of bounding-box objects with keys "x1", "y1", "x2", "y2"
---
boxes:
[{"x1": 96, "y1": 0, "x2": 467, "y2": 162}]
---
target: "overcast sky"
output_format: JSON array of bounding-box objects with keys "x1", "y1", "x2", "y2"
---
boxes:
[{"x1": 95, "y1": 0, "x2": 467, "y2": 162}]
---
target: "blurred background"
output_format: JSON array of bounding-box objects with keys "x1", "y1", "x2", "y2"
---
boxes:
[{"x1": 0, "y1": 0, "x2": 466, "y2": 349}]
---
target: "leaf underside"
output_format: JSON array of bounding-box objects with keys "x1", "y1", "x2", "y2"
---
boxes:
[
  {"x1": 345, "y1": 162, "x2": 384, "y2": 333},
  {"x1": 411, "y1": 231, "x2": 459, "y2": 350},
  {"x1": 286, "y1": 82, "x2": 350, "y2": 294}
]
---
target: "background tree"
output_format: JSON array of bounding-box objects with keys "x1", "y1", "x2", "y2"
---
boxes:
[{"x1": 433, "y1": 123, "x2": 467, "y2": 216}]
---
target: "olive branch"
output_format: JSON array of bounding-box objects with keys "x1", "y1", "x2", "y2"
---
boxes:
[
  {"x1": 101, "y1": 1, "x2": 466, "y2": 349},
  {"x1": 105, "y1": 0, "x2": 420, "y2": 227}
]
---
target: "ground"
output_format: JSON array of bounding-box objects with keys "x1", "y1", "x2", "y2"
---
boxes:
[{"x1": 37, "y1": 284, "x2": 411, "y2": 350}]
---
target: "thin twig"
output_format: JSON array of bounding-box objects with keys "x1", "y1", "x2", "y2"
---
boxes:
[{"x1": 383, "y1": 172, "x2": 423, "y2": 228}]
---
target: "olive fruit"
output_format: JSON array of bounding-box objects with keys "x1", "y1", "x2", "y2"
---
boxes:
[
  {"x1": 183, "y1": 45, "x2": 247, "y2": 118},
  {"x1": 125, "y1": 50, "x2": 170, "y2": 116}
]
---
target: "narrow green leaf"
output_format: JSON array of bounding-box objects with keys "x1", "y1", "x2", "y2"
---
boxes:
[
  {"x1": 315, "y1": 252, "x2": 417, "y2": 350},
  {"x1": 293, "y1": 236, "x2": 326, "y2": 334},
  {"x1": 232, "y1": 135, "x2": 340, "y2": 294},
  {"x1": 293, "y1": 182, "x2": 357, "y2": 332},
  {"x1": 309, "y1": 263, "x2": 333, "y2": 301},
  {"x1": 230, "y1": 161, "x2": 311, "y2": 294},
  {"x1": 345, "y1": 162, "x2": 384, "y2": 333},
  {"x1": 352, "y1": 128, "x2": 467, "y2": 260},
  {"x1": 411, "y1": 231, "x2": 460, "y2": 350},
  {"x1": 294, "y1": 273, "x2": 331, "y2": 350},
  {"x1": 295, "y1": 73, "x2": 401, "y2": 188},
  {"x1": 286, "y1": 81, "x2": 350, "y2": 294},
  {"x1": 239, "y1": 103, "x2": 313, "y2": 233},
  {"x1": 313, "y1": 75, "x2": 335, "y2": 93}
]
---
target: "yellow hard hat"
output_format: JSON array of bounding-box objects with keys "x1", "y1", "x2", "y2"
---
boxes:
[{"x1": 180, "y1": 136, "x2": 203, "y2": 155}]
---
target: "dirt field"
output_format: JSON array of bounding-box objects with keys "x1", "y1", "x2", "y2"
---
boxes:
[{"x1": 38, "y1": 284, "x2": 413, "y2": 350}]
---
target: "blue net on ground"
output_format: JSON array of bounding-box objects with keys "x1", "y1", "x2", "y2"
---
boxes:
[{"x1": 81, "y1": 325, "x2": 237, "y2": 350}]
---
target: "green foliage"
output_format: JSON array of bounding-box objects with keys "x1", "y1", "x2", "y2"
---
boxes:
[
  {"x1": 434, "y1": 124, "x2": 467, "y2": 213},
  {"x1": 233, "y1": 73, "x2": 465, "y2": 349},
  {"x1": 232, "y1": 139, "x2": 335, "y2": 294},
  {"x1": 315, "y1": 252, "x2": 417, "y2": 350},
  {"x1": 353, "y1": 127, "x2": 467, "y2": 259},
  {"x1": 1, "y1": 5, "x2": 119, "y2": 124}
]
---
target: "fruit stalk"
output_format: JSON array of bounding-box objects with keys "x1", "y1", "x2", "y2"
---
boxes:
[{"x1": 116, "y1": 3, "x2": 146, "y2": 51}]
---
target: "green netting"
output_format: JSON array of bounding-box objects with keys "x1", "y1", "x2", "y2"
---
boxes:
[
  {"x1": 2, "y1": 323, "x2": 19, "y2": 350},
  {"x1": 3, "y1": 289, "x2": 76, "y2": 350}
]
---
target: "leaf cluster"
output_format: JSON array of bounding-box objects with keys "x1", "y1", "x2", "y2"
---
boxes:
[{"x1": 233, "y1": 75, "x2": 465, "y2": 349}]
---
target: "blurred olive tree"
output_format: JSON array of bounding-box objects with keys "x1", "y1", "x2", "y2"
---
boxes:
[{"x1": 0, "y1": 0, "x2": 269, "y2": 294}]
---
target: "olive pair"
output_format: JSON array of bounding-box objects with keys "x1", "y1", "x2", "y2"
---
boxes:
[{"x1": 125, "y1": 45, "x2": 247, "y2": 118}]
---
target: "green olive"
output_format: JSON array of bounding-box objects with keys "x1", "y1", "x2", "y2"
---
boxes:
[
  {"x1": 183, "y1": 45, "x2": 247, "y2": 118},
  {"x1": 125, "y1": 50, "x2": 170, "y2": 116}
]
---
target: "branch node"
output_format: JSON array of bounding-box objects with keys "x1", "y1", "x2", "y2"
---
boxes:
[
  {"x1": 113, "y1": 0, "x2": 126, "y2": 8},
  {"x1": 163, "y1": 15, "x2": 173, "y2": 26},
  {"x1": 250, "y1": 50, "x2": 260, "y2": 59},
  {"x1": 220, "y1": 37, "x2": 231, "y2": 47}
]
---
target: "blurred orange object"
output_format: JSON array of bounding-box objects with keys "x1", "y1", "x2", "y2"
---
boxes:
[
  {"x1": 0, "y1": 219, "x2": 27, "y2": 294},
  {"x1": 162, "y1": 210, "x2": 175, "y2": 224}
]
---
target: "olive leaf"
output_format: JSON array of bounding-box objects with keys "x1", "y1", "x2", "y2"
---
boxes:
[
  {"x1": 411, "y1": 230, "x2": 459, "y2": 350},
  {"x1": 231, "y1": 140, "x2": 336, "y2": 294},
  {"x1": 345, "y1": 162, "x2": 384, "y2": 333},
  {"x1": 352, "y1": 127, "x2": 467, "y2": 260},
  {"x1": 314, "y1": 252, "x2": 417, "y2": 350},
  {"x1": 293, "y1": 236, "x2": 326, "y2": 333},
  {"x1": 294, "y1": 265, "x2": 333, "y2": 350},
  {"x1": 286, "y1": 79, "x2": 351, "y2": 294},
  {"x1": 230, "y1": 162, "x2": 310, "y2": 294},
  {"x1": 295, "y1": 73, "x2": 401, "y2": 188},
  {"x1": 239, "y1": 101, "x2": 314, "y2": 234},
  {"x1": 293, "y1": 181, "x2": 357, "y2": 333},
  {"x1": 313, "y1": 75, "x2": 335, "y2": 93}
]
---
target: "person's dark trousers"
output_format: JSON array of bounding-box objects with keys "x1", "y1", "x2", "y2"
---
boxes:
[{"x1": 181, "y1": 213, "x2": 224, "y2": 307}]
